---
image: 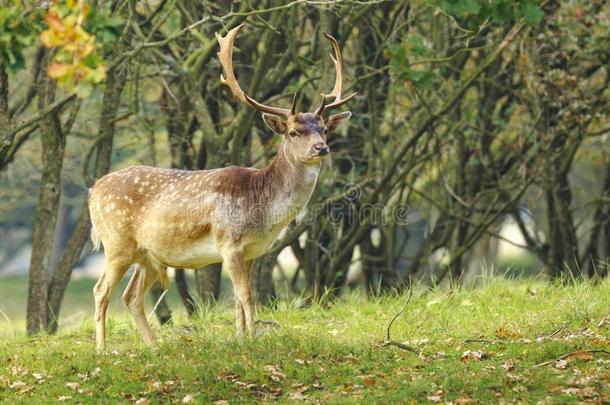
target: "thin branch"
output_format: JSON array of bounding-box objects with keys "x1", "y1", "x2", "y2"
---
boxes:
[
  {"x1": 533, "y1": 349, "x2": 610, "y2": 368},
  {"x1": 9, "y1": 93, "x2": 76, "y2": 138},
  {"x1": 379, "y1": 288, "x2": 419, "y2": 354},
  {"x1": 148, "y1": 288, "x2": 169, "y2": 322}
]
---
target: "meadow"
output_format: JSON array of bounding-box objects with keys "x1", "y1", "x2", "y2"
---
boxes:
[{"x1": 0, "y1": 277, "x2": 608, "y2": 403}]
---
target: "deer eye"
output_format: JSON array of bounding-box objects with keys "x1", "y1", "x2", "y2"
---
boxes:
[
  {"x1": 289, "y1": 129, "x2": 298, "y2": 137},
  {"x1": 323, "y1": 127, "x2": 329, "y2": 135}
]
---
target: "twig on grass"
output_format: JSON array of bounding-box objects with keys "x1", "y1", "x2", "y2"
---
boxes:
[
  {"x1": 148, "y1": 289, "x2": 169, "y2": 322},
  {"x1": 379, "y1": 288, "x2": 419, "y2": 354},
  {"x1": 533, "y1": 349, "x2": 610, "y2": 368},
  {"x1": 464, "y1": 334, "x2": 499, "y2": 344},
  {"x1": 256, "y1": 319, "x2": 282, "y2": 328},
  {"x1": 542, "y1": 323, "x2": 568, "y2": 340}
]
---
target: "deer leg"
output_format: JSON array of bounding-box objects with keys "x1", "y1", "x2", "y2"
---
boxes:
[
  {"x1": 122, "y1": 262, "x2": 160, "y2": 346},
  {"x1": 122, "y1": 266, "x2": 141, "y2": 306},
  {"x1": 234, "y1": 298, "x2": 246, "y2": 337},
  {"x1": 224, "y1": 251, "x2": 255, "y2": 337},
  {"x1": 94, "y1": 253, "x2": 133, "y2": 353}
]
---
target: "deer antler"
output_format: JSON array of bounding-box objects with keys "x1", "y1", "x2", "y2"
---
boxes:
[
  {"x1": 216, "y1": 24, "x2": 292, "y2": 117},
  {"x1": 315, "y1": 33, "x2": 357, "y2": 115}
]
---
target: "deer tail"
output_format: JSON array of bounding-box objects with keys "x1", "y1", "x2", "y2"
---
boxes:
[{"x1": 91, "y1": 223, "x2": 101, "y2": 252}]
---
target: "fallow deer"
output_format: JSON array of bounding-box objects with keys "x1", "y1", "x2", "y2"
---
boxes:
[{"x1": 89, "y1": 24, "x2": 356, "y2": 351}]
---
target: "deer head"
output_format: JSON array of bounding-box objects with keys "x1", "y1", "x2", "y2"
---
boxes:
[{"x1": 216, "y1": 25, "x2": 357, "y2": 165}]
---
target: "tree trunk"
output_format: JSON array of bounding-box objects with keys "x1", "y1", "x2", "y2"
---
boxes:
[
  {"x1": 582, "y1": 163, "x2": 610, "y2": 278},
  {"x1": 195, "y1": 264, "x2": 222, "y2": 305},
  {"x1": 252, "y1": 254, "x2": 277, "y2": 306},
  {"x1": 0, "y1": 60, "x2": 10, "y2": 167},
  {"x1": 175, "y1": 269, "x2": 196, "y2": 316},
  {"x1": 545, "y1": 170, "x2": 580, "y2": 278},
  {"x1": 46, "y1": 203, "x2": 90, "y2": 332},
  {"x1": 46, "y1": 63, "x2": 128, "y2": 333},
  {"x1": 27, "y1": 59, "x2": 65, "y2": 334}
]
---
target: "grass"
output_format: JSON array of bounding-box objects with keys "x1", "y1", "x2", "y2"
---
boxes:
[
  {"x1": 0, "y1": 277, "x2": 609, "y2": 403},
  {"x1": 0, "y1": 273, "x2": 232, "y2": 337}
]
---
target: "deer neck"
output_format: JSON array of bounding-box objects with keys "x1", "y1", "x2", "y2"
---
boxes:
[{"x1": 259, "y1": 142, "x2": 321, "y2": 226}]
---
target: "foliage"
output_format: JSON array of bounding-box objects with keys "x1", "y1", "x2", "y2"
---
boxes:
[
  {"x1": 0, "y1": 2, "x2": 44, "y2": 71},
  {"x1": 389, "y1": 34, "x2": 436, "y2": 91},
  {"x1": 433, "y1": 0, "x2": 544, "y2": 26},
  {"x1": 0, "y1": 278, "x2": 609, "y2": 402},
  {"x1": 40, "y1": 0, "x2": 121, "y2": 97}
]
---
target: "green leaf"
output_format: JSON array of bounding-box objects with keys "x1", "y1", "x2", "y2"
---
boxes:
[
  {"x1": 519, "y1": 1, "x2": 544, "y2": 25},
  {"x1": 405, "y1": 34, "x2": 429, "y2": 57}
]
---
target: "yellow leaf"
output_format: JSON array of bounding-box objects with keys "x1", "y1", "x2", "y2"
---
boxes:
[
  {"x1": 44, "y1": 10, "x2": 64, "y2": 33},
  {"x1": 47, "y1": 63, "x2": 71, "y2": 79},
  {"x1": 78, "y1": 42, "x2": 95, "y2": 58},
  {"x1": 86, "y1": 66, "x2": 107, "y2": 83},
  {"x1": 40, "y1": 30, "x2": 62, "y2": 48}
]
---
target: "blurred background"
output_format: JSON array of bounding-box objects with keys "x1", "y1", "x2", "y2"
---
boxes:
[{"x1": 0, "y1": 0, "x2": 608, "y2": 335}]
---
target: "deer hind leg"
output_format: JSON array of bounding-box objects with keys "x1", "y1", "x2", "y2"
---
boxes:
[
  {"x1": 122, "y1": 260, "x2": 162, "y2": 346},
  {"x1": 223, "y1": 250, "x2": 255, "y2": 338},
  {"x1": 94, "y1": 249, "x2": 134, "y2": 353},
  {"x1": 234, "y1": 299, "x2": 246, "y2": 337}
]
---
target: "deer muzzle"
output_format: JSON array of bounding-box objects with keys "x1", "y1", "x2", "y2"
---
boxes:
[{"x1": 313, "y1": 142, "x2": 330, "y2": 156}]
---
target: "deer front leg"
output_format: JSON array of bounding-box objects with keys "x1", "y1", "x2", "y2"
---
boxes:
[{"x1": 223, "y1": 250, "x2": 255, "y2": 338}]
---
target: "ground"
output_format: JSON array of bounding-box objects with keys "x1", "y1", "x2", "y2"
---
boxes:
[{"x1": 0, "y1": 278, "x2": 609, "y2": 403}]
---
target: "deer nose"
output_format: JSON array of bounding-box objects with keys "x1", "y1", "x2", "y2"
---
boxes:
[{"x1": 313, "y1": 142, "x2": 330, "y2": 156}]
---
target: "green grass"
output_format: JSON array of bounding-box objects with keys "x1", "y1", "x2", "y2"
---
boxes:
[
  {"x1": 0, "y1": 278, "x2": 609, "y2": 403},
  {"x1": 0, "y1": 273, "x2": 234, "y2": 337}
]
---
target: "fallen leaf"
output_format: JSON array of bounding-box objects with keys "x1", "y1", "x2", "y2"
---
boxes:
[
  {"x1": 555, "y1": 359, "x2": 568, "y2": 369},
  {"x1": 495, "y1": 325, "x2": 519, "y2": 339},
  {"x1": 456, "y1": 393, "x2": 473, "y2": 404},
  {"x1": 461, "y1": 350, "x2": 487, "y2": 361},
  {"x1": 427, "y1": 390, "x2": 444, "y2": 402},
  {"x1": 501, "y1": 361, "x2": 515, "y2": 371},
  {"x1": 561, "y1": 387, "x2": 581, "y2": 395},
  {"x1": 135, "y1": 398, "x2": 150, "y2": 405},
  {"x1": 290, "y1": 391, "x2": 307, "y2": 400},
  {"x1": 58, "y1": 396, "x2": 72, "y2": 402},
  {"x1": 565, "y1": 351, "x2": 594, "y2": 361},
  {"x1": 581, "y1": 386, "x2": 598, "y2": 398},
  {"x1": 66, "y1": 382, "x2": 81, "y2": 391},
  {"x1": 9, "y1": 381, "x2": 26, "y2": 389},
  {"x1": 91, "y1": 367, "x2": 102, "y2": 377},
  {"x1": 182, "y1": 394, "x2": 195, "y2": 403},
  {"x1": 289, "y1": 384, "x2": 309, "y2": 401},
  {"x1": 265, "y1": 365, "x2": 285, "y2": 382},
  {"x1": 363, "y1": 375, "x2": 376, "y2": 387},
  {"x1": 32, "y1": 372, "x2": 44, "y2": 380}
]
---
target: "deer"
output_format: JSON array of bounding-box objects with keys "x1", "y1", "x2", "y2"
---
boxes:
[{"x1": 88, "y1": 24, "x2": 356, "y2": 351}]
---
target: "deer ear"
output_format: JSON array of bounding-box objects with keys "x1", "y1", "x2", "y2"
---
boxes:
[
  {"x1": 325, "y1": 111, "x2": 351, "y2": 132},
  {"x1": 262, "y1": 114, "x2": 287, "y2": 134}
]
